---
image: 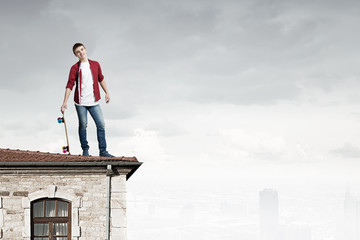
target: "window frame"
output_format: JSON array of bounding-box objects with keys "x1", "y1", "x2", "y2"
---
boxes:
[{"x1": 31, "y1": 198, "x2": 72, "y2": 240}]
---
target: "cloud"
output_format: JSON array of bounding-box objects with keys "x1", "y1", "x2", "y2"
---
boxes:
[
  {"x1": 2, "y1": 0, "x2": 360, "y2": 107},
  {"x1": 198, "y1": 129, "x2": 290, "y2": 164},
  {"x1": 145, "y1": 119, "x2": 187, "y2": 137},
  {"x1": 330, "y1": 143, "x2": 360, "y2": 159},
  {"x1": 116, "y1": 128, "x2": 171, "y2": 162},
  {"x1": 92, "y1": 0, "x2": 360, "y2": 106}
]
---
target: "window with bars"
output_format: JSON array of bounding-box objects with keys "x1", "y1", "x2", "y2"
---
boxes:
[{"x1": 31, "y1": 198, "x2": 71, "y2": 240}]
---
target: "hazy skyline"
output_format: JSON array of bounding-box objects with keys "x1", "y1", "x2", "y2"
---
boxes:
[{"x1": 1, "y1": 0, "x2": 360, "y2": 239}]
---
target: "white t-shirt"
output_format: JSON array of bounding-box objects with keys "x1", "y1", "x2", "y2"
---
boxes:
[{"x1": 77, "y1": 61, "x2": 99, "y2": 106}]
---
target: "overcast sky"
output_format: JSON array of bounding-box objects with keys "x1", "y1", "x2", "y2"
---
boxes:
[{"x1": 1, "y1": 0, "x2": 360, "y2": 238}]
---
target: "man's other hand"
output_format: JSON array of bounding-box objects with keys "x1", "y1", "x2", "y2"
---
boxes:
[{"x1": 61, "y1": 103, "x2": 67, "y2": 114}]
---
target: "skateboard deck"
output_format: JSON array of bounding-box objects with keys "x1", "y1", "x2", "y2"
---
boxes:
[{"x1": 57, "y1": 114, "x2": 70, "y2": 154}]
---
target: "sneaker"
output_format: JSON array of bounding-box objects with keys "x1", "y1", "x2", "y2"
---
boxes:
[
  {"x1": 100, "y1": 151, "x2": 114, "y2": 157},
  {"x1": 82, "y1": 149, "x2": 89, "y2": 156}
]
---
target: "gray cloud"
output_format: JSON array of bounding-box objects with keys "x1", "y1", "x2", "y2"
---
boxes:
[
  {"x1": 330, "y1": 143, "x2": 360, "y2": 159},
  {"x1": 145, "y1": 119, "x2": 188, "y2": 137},
  {"x1": 2, "y1": 0, "x2": 360, "y2": 107},
  {"x1": 95, "y1": 0, "x2": 360, "y2": 105}
]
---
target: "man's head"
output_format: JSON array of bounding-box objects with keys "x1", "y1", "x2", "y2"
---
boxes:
[
  {"x1": 72, "y1": 43, "x2": 88, "y2": 62},
  {"x1": 73, "y1": 43, "x2": 85, "y2": 55}
]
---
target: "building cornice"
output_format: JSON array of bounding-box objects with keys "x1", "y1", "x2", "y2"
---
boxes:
[{"x1": 0, "y1": 161, "x2": 142, "y2": 180}]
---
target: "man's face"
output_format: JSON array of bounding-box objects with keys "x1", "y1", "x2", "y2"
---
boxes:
[{"x1": 74, "y1": 46, "x2": 87, "y2": 60}]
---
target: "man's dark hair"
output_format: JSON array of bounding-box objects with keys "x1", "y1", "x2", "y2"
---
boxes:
[{"x1": 73, "y1": 43, "x2": 85, "y2": 55}]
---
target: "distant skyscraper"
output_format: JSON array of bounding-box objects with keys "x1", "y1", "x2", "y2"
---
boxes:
[
  {"x1": 259, "y1": 189, "x2": 279, "y2": 240},
  {"x1": 344, "y1": 190, "x2": 360, "y2": 240}
]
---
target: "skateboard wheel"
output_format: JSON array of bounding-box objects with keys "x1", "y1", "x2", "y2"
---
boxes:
[
  {"x1": 62, "y1": 146, "x2": 69, "y2": 153},
  {"x1": 57, "y1": 117, "x2": 64, "y2": 123}
]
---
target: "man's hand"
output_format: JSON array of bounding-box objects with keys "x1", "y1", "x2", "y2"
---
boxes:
[
  {"x1": 61, "y1": 103, "x2": 67, "y2": 114},
  {"x1": 99, "y1": 79, "x2": 110, "y2": 104},
  {"x1": 61, "y1": 88, "x2": 72, "y2": 114},
  {"x1": 105, "y1": 93, "x2": 110, "y2": 104}
]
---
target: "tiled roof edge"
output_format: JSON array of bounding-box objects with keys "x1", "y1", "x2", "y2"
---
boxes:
[{"x1": 0, "y1": 148, "x2": 138, "y2": 162}]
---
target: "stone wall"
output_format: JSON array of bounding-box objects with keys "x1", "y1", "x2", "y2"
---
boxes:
[{"x1": 0, "y1": 168, "x2": 129, "y2": 240}]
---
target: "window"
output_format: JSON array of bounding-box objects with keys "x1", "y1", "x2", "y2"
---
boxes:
[{"x1": 31, "y1": 199, "x2": 71, "y2": 240}]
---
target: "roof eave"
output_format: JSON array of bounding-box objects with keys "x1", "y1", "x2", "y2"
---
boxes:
[{"x1": 0, "y1": 161, "x2": 143, "y2": 180}]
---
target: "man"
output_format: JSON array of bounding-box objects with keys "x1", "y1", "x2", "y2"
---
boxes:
[{"x1": 61, "y1": 43, "x2": 114, "y2": 157}]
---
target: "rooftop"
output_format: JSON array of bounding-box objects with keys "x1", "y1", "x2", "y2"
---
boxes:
[
  {"x1": 0, "y1": 148, "x2": 141, "y2": 179},
  {"x1": 0, "y1": 148, "x2": 138, "y2": 162}
]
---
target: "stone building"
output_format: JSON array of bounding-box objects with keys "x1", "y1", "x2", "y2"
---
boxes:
[{"x1": 0, "y1": 148, "x2": 142, "y2": 240}]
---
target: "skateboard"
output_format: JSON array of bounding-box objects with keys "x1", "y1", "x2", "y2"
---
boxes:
[{"x1": 57, "y1": 114, "x2": 70, "y2": 154}]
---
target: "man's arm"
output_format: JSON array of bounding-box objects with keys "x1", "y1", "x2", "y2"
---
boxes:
[
  {"x1": 61, "y1": 88, "x2": 72, "y2": 113},
  {"x1": 99, "y1": 79, "x2": 110, "y2": 104}
]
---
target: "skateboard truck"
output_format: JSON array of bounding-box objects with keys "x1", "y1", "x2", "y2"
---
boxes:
[{"x1": 57, "y1": 114, "x2": 70, "y2": 155}]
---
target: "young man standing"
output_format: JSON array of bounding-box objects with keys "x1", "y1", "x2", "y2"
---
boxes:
[{"x1": 61, "y1": 43, "x2": 114, "y2": 157}]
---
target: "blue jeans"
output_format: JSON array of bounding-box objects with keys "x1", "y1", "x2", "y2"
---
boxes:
[{"x1": 75, "y1": 104, "x2": 107, "y2": 153}]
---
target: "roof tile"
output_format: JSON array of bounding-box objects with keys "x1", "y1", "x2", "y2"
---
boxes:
[{"x1": 0, "y1": 148, "x2": 138, "y2": 162}]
